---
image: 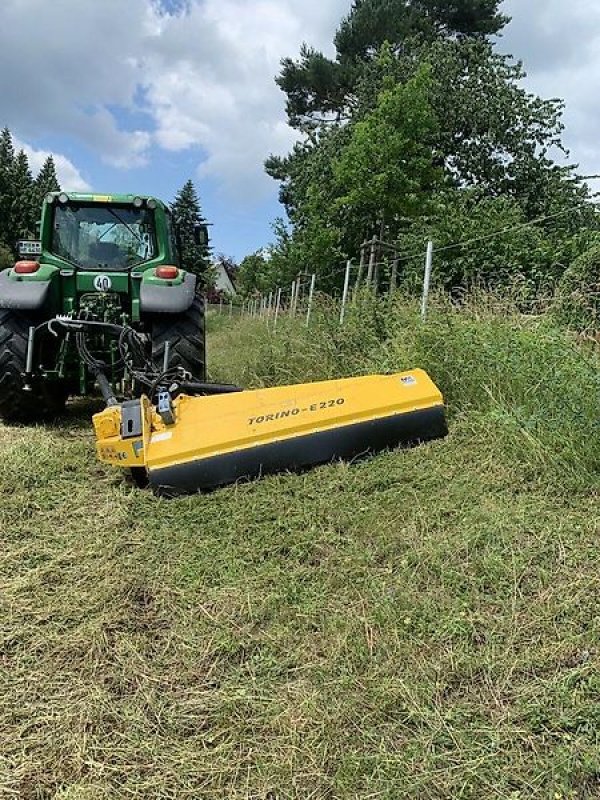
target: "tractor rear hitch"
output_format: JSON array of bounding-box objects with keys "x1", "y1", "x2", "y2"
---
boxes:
[{"x1": 20, "y1": 315, "x2": 243, "y2": 411}]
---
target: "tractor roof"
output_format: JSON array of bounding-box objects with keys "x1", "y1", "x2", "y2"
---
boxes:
[{"x1": 46, "y1": 191, "x2": 170, "y2": 210}]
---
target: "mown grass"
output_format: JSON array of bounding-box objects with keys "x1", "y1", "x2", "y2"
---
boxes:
[{"x1": 1, "y1": 296, "x2": 598, "y2": 799}]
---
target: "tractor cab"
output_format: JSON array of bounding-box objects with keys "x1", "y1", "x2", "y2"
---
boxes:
[
  {"x1": 49, "y1": 199, "x2": 157, "y2": 271},
  {"x1": 39, "y1": 192, "x2": 177, "y2": 274}
]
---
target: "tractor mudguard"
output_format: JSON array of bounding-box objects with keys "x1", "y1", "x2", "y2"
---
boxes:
[
  {"x1": 0, "y1": 268, "x2": 54, "y2": 311},
  {"x1": 139, "y1": 272, "x2": 197, "y2": 314}
]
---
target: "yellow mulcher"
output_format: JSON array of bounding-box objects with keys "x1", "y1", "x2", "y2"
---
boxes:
[
  {"x1": 72, "y1": 319, "x2": 447, "y2": 496},
  {"x1": 94, "y1": 368, "x2": 447, "y2": 495},
  {"x1": 55, "y1": 318, "x2": 446, "y2": 496},
  {"x1": 84, "y1": 319, "x2": 447, "y2": 496}
]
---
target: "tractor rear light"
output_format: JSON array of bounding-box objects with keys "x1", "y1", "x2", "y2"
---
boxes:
[
  {"x1": 14, "y1": 260, "x2": 40, "y2": 275},
  {"x1": 155, "y1": 266, "x2": 179, "y2": 280}
]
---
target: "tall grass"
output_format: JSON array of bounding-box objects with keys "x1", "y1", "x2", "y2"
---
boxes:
[{"x1": 209, "y1": 292, "x2": 599, "y2": 489}]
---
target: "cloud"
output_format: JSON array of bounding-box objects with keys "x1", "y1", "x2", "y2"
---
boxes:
[
  {"x1": 0, "y1": 0, "x2": 346, "y2": 197},
  {"x1": 0, "y1": 0, "x2": 153, "y2": 168},
  {"x1": 13, "y1": 138, "x2": 91, "y2": 192},
  {"x1": 2, "y1": 0, "x2": 600, "y2": 208},
  {"x1": 501, "y1": 0, "x2": 600, "y2": 74},
  {"x1": 139, "y1": 0, "x2": 347, "y2": 194},
  {"x1": 501, "y1": 0, "x2": 600, "y2": 179}
]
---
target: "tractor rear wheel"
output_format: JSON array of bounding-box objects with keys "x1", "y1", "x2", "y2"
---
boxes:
[
  {"x1": 150, "y1": 291, "x2": 206, "y2": 381},
  {"x1": 0, "y1": 309, "x2": 68, "y2": 423}
]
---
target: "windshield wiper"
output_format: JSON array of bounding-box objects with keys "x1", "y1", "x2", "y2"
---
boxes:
[
  {"x1": 107, "y1": 209, "x2": 143, "y2": 244},
  {"x1": 98, "y1": 222, "x2": 118, "y2": 242}
]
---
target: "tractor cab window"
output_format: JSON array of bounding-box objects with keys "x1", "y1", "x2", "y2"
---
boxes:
[{"x1": 51, "y1": 204, "x2": 157, "y2": 271}]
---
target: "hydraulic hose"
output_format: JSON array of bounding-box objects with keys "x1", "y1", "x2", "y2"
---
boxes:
[
  {"x1": 94, "y1": 369, "x2": 118, "y2": 407},
  {"x1": 177, "y1": 381, "x2": 243, "y2": 396}
]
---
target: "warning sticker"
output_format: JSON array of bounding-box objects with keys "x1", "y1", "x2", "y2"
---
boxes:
[{"x1": 151, "y1": 432, "x2": 173, "y2": 444}]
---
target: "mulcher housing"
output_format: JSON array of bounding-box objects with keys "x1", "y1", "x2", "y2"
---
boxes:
[{"x1": 94, "y1": 369, "x2": 447, "y2": 495}]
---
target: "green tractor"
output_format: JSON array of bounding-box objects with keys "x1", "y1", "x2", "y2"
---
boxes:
[{"x1": 0, "y1": 192, "x2": 207, "y2": 422}]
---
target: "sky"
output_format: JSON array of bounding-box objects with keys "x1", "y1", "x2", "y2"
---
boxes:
[{"x1": 0, "y1": 0, "x2": 598, "y2": 260}]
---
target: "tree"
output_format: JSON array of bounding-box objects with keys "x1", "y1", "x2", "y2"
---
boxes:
[
  {"x1": 336, "y1": 0, "x2": 508, "y2": 58},
  {"x1": 333, "y1": 64, "x2": 442, "y2": 237},
  {"x1": 171, "y1": 179, "x2": 211, "y2": 283},
  {"x1": 34, "y1": 155, "x2": 60, "y2": 212},
  {"x1": 266, "y1": 2, "x2": 596, "y2": 292},
  {"x1": 237, "y1": 251, "x2": 273, "y2": 295},
  {"x1": 0, "y1": 127, "x2": 16, "y2": 247},
  {"x1": 264, "y1": 64, "x2": 444, "y2": 289},
  {"x1": 399, "y1": 190, "x2": 557, "y2": 292},
  {"x1": 276, "y1": 0, "x2": 508, "y2": 130},
  {"x1": 353, "y1": 39, "x2": 594, "y2": 221},
  {"x1": 0, "y1": 127, "x2": 66, "y2": 256},
  {"x1": 554, "y1": 240, "x2": 600, "y2": 332},
  {"x1": 8, "y1": 150, "x2": 36, "y2": 247}
]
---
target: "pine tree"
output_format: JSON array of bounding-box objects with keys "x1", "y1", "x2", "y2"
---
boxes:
[
  {"x1": 34, "y1": 155, "x2": 60, "y2": 211},
  {"x1": 9, "y1": 150, "x2": 36, "y2": 247},
  {"x1": 171, "y1": 179, "x2": 211, "y2": 282},
  {"x1": 0, "y1": 127, "x2": 15, "y2": 248},
  {"x1": 0, "y1": 129, "x2": 55, "y2": 254},
  {"x1": 276, "y1": 0, "x2": 509, "y2": 129}
]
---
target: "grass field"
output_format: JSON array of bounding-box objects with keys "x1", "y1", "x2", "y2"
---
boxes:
[{"x1": 1, "y1": 296, "x2": 598, "y2": 799}]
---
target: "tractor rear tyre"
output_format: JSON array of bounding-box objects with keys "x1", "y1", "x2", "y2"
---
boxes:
[
  {"x1": 0, "y1": 309, "x2": 68, "y2": 423},
  {"x1": 151, "y1": 291, "x2": 206, "y2": 381}
]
